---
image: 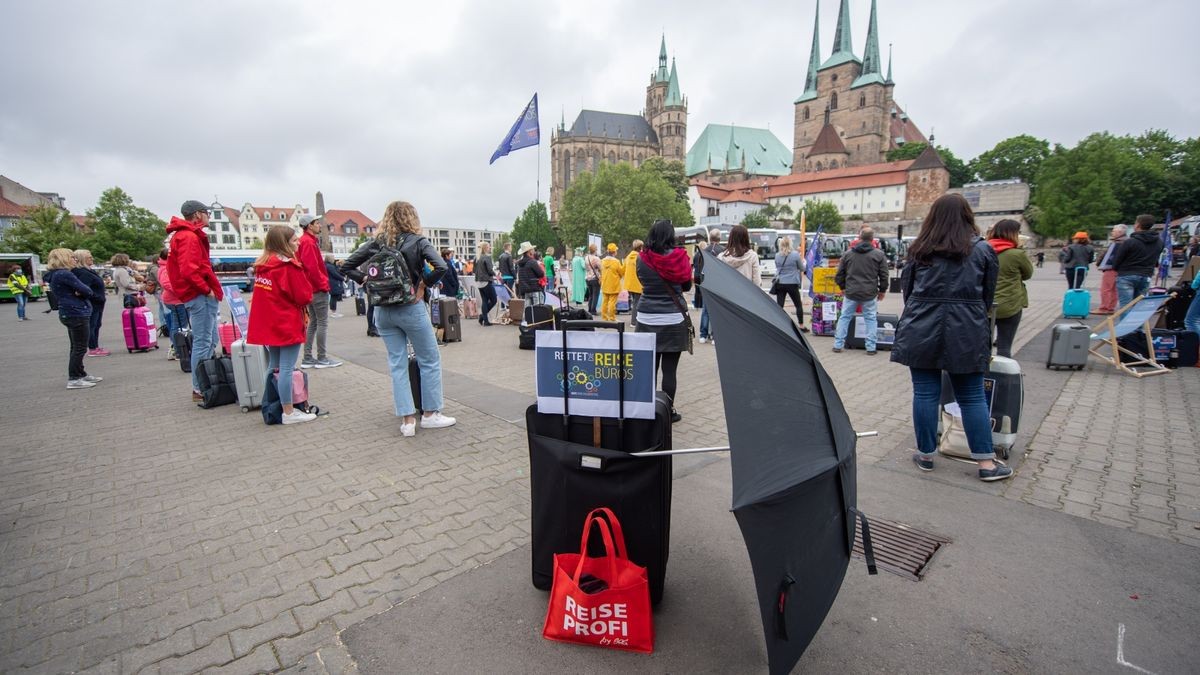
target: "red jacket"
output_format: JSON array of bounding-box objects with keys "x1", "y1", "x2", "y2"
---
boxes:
[
  {"x1": 246, "y1": 254, "x2": 314, "y2": 346},
  {"x1": 166, "y1": 216, "x2": 223, "y2": 302},
  {"x1": 296, "y1": 230, "x2": 330, "y2": 293}
]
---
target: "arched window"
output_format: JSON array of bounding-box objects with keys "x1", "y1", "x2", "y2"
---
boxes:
[
  {"x1": 830, "y1": 93, "x2": 838, "y2": 110},
  {"x1": 859, "y1": 94, "x2": 866, "y2": 108},
  {"x1": 803, "y1": 106, "x2": 810, "y2": 121},
  {"x1": 815, "y1": 161, "x2": 824, "y2": 171},
  {"x1": 608, "y1": 151, "x2": 616, "y2": 164},
  {"x1": 830, "y1": 160, "x2": 839, "y2": 169}
]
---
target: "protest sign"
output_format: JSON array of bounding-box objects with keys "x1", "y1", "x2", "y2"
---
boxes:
[{"x1": 535, "y1": 330, "x2": 656, "y2": 419}]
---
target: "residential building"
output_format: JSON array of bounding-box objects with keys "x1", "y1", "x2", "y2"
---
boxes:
[
  {"x1": 323, "y1": 209, "x2": 378, "y2": 257},
  {"x1": 423, "y1": 226, "x2": 506, "y2": 256},
  {"x1": 0, "y1": 175, "x2": 71, "y2": 238},
  {"x1": 237, "y1": 203, "x2": 307, "y2": 248},
  {"x1": 206, "y1": 201, "x2": 242, "y2": 250}
]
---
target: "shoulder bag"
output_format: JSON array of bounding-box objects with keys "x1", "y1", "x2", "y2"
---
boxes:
[{"x1": 646, "y1": 263, "x2": 695, "y2": 355}]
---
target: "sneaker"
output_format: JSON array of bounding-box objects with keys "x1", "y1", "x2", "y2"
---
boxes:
[
  {"x1": 670, "y1": 409, "x2": 683, "y2": 424},
  {"x1": 866, "y1": 350, "x2": 878, "y2": 356},
  {"x1": 300, "y1": 358, "x2": 317, "y2": 369},
  {"x1": 192, "y1": 390, "x2": 204, "y2": 402},
  {"x1": 314, "y1": 358, "x2": 343, "y2": 369},
  {"x1": 979, "y1": 464, "x2": 1014, "y2": 482},
  {"x1": 96, "y1": 348, "x2": 111, "y2": 356},
  {"x1": 420, "y1": 412, "x2": 457, "y2": 429},
  {"x1": 329, "y1": 312, "x2": 343, "y2": 318},
  {"x1": 832, "y1": 347, "x2": 843, "y2": 353},
  {"x1": 67, "y1": 379, "x2": 96, "y2": 389},
  {"x1": 912, "y1": 453, "x2": 934, "y2": 472},
  {"x1": 282, "y1": 409, "x2": 317, "y2": 425},
  {"x1": 167, "y1": 346, "x2": 177, "y2": 361},
  {"x1": 400, "y1": 422, "x2": 416, "y2": 437},
  {"x1": 82, "y1": 375, "x2": 104, "y2": 383},
  {"x1": 698, "y1": 337, "x2": 708, "y2": 344}
]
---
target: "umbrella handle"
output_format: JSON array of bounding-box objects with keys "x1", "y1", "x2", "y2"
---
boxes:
[{"x1": 630, "y1": 432, "x2": 878, "y2": 458}]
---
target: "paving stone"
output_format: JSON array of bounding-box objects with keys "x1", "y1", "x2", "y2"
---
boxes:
[
  {"x1": 273, "y1": 620, "x2": 339, "y2": 669},
  {"x1": 201, "y1": 643, "x2": 281, "y2": 675},
  {"x1": 229, "y1": 610, "x2": 301, "y2": 659}
]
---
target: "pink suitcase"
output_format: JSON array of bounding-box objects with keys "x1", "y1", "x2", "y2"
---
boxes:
[{"x1": 123, "y1": 306, "x2": 158, "y2": 353}]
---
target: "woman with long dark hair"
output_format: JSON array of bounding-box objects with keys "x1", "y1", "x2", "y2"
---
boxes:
[
  {"x1": 988, "y1": 219, "x2": 1033, "y2": 358},
  {"x1": 635, "y1": 219, "x2": 693, "y2": 423},
  {"x1": 891, "y1": 194, "x2": 1011, "y2": 481}
]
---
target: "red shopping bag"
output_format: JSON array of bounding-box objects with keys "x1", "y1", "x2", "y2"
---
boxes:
[{"x1": 542, "y1": 508, "x2": 653, "y2": 654}]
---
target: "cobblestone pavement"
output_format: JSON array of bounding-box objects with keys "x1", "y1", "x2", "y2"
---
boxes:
[{"x1": 0, "y1": 262, "x2": 1196, "y2": 673}]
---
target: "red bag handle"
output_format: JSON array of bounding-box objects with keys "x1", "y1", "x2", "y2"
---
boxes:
[
  {"x1": 572, "y1": 513, "x2": 619, "y2": 585},
  {"x1": 584, "y1": 508, "x2": 629, "y2": 560}
]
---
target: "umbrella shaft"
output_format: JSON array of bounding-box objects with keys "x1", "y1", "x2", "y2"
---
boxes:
[{"x1": 634, "y1": 432, "x2": 878, "y2": 458}]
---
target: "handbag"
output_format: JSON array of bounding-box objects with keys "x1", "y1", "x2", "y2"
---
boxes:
[
  {"x1": 646, "y1": 264, "x2": 695, "y2": 355},
  {"x1": 768, "y1": 278, "x2": 780, "y2": 295},
  {"x1": 542, "y1": 508, "x2": 654, "y2": 654}
]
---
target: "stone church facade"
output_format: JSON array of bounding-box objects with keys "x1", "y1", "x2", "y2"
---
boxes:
[
  {"x1": 549, "y1": 37, "x2": 687, "y2": 220},
  {"x1": 793, "y1": 0, "x2": 927, "y2": 173}
]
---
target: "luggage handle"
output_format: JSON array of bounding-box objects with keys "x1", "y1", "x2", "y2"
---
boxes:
[
  {"x1": 561, "y1": 319, "x2": 623, "y2": 332},
  {"x1": 559, "y1": 319, "x2": 626, "y2": 450}
]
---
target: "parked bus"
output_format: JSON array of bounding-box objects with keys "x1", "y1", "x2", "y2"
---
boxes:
[
  {"x1": 209, "y1": 250, "x2": 260, "y2": 291},
  {"x1": 0, "y1": 253, "x2": 45, "y2": 301}
]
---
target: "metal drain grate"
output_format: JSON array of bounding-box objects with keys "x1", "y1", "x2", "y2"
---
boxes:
[{"x1": 853, "y1": 515, "x2": 950, "y2": 581}]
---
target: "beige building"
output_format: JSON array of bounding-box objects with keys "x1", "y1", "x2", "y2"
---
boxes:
[
  {"x1": 237, "y1": 203, "x2": 307, "y2": 248},
  {"x1": 793, "y1": 0, "x2": 926, "y2": 172},
  {"x1": 549, "y1": 36, "x2": 687, "y2": 220},
  {"x1": 424, "y1": 226, "x2": 506, "y2": 257}
]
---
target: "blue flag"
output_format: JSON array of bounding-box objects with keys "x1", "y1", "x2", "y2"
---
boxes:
[
  {"x1": 489, "y1": 94, "x2": 540, "y2": 165},
  {"x1": 1158, "y1": 210, "x2": 1173, "y2": 281},
  {"x1": 805, "y1": 226, "x2": 824, "y2": 297}
]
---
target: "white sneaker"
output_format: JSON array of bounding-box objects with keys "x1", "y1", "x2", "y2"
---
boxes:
[
  {"x1": 420, "y1": 412, "x2": 457, "y2": 429},
  {"x1": 400, "y1": 422, "x2": 416, "y2": 437},
  {"x1": 83, "y1": 375, "x2": 104, "y2": 383},
  {"x1": 329, "y1": 312, "x2": 343, "y2": 318},
  {"x1": 698, "y1": 337, "x2": 707, "y2": 344},
  {"x1": 282, "y1": 410, "x2": 317, "y2": 425},
  {"x1": 67, "y1": 379, "x2": 96, "y2": 389}
]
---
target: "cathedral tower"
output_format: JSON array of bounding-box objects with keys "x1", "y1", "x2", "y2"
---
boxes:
[{"x1": 646, "y1": 37, "x2": 687, "y2": 161}]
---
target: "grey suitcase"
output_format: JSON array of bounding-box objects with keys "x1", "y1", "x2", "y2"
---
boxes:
[
  {"x1": 1047, "y1": 324, "x2": 1090, "y2": 371},
  {"x1": 230, "y1": 339, "x2": 270, "y2": 412}
]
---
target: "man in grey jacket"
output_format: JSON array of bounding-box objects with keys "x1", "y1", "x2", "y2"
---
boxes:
[{"x1": 832, "y1": 227, "x2": 890, "y2": 354}]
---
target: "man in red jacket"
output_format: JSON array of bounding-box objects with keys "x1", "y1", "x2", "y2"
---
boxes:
[
  {"x1": 296, "y1": 214, "x2": 341, "y2": 368},
  {"x1": 168, "y1": 200, "x2": 224, "y2": 400}
]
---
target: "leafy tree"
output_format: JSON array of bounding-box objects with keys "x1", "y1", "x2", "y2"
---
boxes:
[
  {"x1": 86, "y1": 187, "x2": 167, "y2": 261},
  {"x1": 1, "y1": 205, "x2": 83, "y2": 258},
  {"x1": 249, "y1": 239, "x2": 265, "y2": 250},
  {"x1": 886, "y1": 142, "x2": 975, "y2": 187},
  {"x1": 510, "y1": 201, "x2": 558, "y2": 251},
  {"x1": 970, "y1": 134, "x2": 1050, "y2": 188},
  {"x1": 797, "y1": 199, "x2": 842, "y2": 234},
  {"x1": 492, "y1": 232, "x2": 512, "y2": 252},
  {"x1": 639, "y1": 157, "x2": 690, "y2": 204},
  {"x1": 1031, "y1": 134, "x2": 1122, "y2": 238},
  {"x1": 760, "y1": 203, "x2": 795, "y2": 223},
  {"x1": 741, "y1": 210, "x2": 770, "y2": 229},
  {"x1": 557, "y1": 162, "x2": 694, "y2": 248}
]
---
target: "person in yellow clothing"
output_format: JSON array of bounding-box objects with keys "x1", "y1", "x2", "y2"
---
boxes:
[
  {"x1": 599, "y1": 243, "x2": 624, "y2": 321},
  {"x1": 623, "y1": 240, "x2": 643, "y2": 326}
]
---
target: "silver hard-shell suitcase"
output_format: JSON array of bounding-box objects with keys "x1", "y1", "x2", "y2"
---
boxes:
[
  {"x1": 1047, "y1": 324, "x2": 1090, "y2": 371},
  {"x1": 230, "y1": 339, "x2": 270, "y2": 412}
]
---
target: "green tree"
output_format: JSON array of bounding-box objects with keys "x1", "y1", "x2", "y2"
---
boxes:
[
  {"x1": 760, "y1": 203, "x2": 795, "y2": 224},
  {"x1": 249, "y1": 239, "x2": 265, "y2": 250},
  {"x1": 86, "y1": 187, "x2": 167, "y2": 261},
  {"x1": 1031, "y1": 134, "x2": 1122, "y2": 238},
  {"x1": 510, "y1": 201, "x2": 558, "y2": 251},
  {"x1": 741, "y1": 210, "x2": 770, "y2": 229},
  {"x1": 797, "y1": 199, "x2": 842, "y2": 234},
  {"x1": 886, "y1": 142, "x2": 975, "y2": 187},
  {"x1": 557, "y1": 162, "x2": 694, "y2": 248},
  {"x1": 492, "y1": 232, "x2": 512, "y2": 252},
  {"x1": 970, "y1": 134, "x2": 1050, "y2": 188},
  {"x1": 638, "y1": 157, "x2": 690, "y2": 204},
  {"x1": 0, "y1": 205, "x2": 83, "y2": 258}
]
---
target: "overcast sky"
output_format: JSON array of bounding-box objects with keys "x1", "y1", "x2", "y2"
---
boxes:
[{"x1": 2, "y1": 0, "x2": 1197, "y2": 229}]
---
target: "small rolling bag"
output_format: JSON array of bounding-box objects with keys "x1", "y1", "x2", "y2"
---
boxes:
[
  {"x1": 230, "y1": 339, "x2": 269, "y2": 412},
  {"x1": 438, "y1": 297, "x2": 462, "y2": 343},
  {"x1": 846, "y1": 312, "x2": 898, "y2": 351},
  {"x1": 173, "y1": 328, "x2": 193, "y2": 373},
  {"x1": 519, "y1": 303, "x2": 558, "y2": 350},
  {"x1": 1047, "y1": 324, "x2": 1090, "y2": 370},
  {"x1": 122, "y1": 306, "x2": 158, "y2": 353},
  {"x1": 1062, "y1": 267, "x2": 1090, "y2": 318},
  {"x1": 355, "y1": 296, "x2": 366, "y2": 316},
  {"x1": 527, "y1": 320, "x2": 673, "y2": 606}
]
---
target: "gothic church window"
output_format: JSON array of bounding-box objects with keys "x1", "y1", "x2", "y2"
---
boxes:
[
  {"x1": 804, "y1": 107, "x2": 810, "y2": 121},
  {"x1": 831, "y1": 93, "x2": 838, "y2": 110},
  {"x1": 859, "y1": 94, "x2": 866, "y2": 108}
]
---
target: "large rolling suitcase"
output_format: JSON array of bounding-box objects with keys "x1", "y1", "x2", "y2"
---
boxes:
[
  {"x1": 122, "y1": 306, "x2": 158, "y2": 353},
  {"x1": 527, "y1": 320, "x2": 673, "y2": 606},
  {"x1": 846, "y1": 312, "x2": 898, "y2": 351},
  {"x1": 1047, "y1": 324, "x2": 1090, "y2": 370},
  {"x1": 230, "y1": 339, "x2": 270, "y2": 412},
  {"x1": 355, "y1": 296, "x2": 366, "y2": 316},
  {"x1": 939, "y1": 356, "x2": 1024, "y2": 459},
  {"x1": 518, "y1": 303, "x2": 557, "y2": 350},
  {"x1": 431, "y1": 297, "x2": 462, "y2": 343}
]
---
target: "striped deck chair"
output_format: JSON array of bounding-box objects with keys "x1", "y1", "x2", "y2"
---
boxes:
[{"x1": 1088, "y1": 293, "x2": 1172, "y2": 378}]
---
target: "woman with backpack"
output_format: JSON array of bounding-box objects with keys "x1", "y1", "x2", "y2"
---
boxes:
[
  {"x1": 342, "y1": 200, "x2": 454, "y2": 437},
  {"x1": 246, "y1": 225, "x2": 316, "y2": 425}
]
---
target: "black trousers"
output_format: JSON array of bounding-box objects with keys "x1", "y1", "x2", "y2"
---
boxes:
[
  {"x1": 994, "y1": 311, "x2": 1022, "y2": 358},
  {"x1": 655, "y1": 351, "x2": 681, "y2": 406},
  {"x1": 329, "y1": 293, "x2": 339, "y2": 312},
  {"x1": 61, "y1": 315, "x2": 90, "y2": 379},
  {"x1": 586, "y1": 279, "x2": 601, "y2": 314},
  {"x1": 773, "y1": 283, "x2": 805, "y2": 325},
  {"x1": 479, "y1": 284, "x2": 498, "y2": 323}
]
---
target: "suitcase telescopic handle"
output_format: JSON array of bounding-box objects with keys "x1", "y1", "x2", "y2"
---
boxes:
[{"x1": 561, "y1": 319, "x2": 624, "y2": 332}]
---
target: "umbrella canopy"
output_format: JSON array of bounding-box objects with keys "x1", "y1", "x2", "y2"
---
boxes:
[{"x1": 700, "y1": 250, "x2": 868, "y2": 674}]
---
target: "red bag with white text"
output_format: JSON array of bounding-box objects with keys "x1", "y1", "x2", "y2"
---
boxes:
[{"x1": 542, "y1": 508, "x2": 653, "y2": 654}]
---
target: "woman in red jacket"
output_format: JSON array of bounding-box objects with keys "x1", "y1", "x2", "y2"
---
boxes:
[{"x1": 247, "y1": 225, "x2": 316, "y2": 424}]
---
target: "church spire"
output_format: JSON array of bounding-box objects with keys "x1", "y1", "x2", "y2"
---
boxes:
[
  {"x1": 851, "y1": 0, "x2": 886, "y2": 87},
  {"x1": 665, "y1": 57, "x2": 683, "y2": 106},
  {"x1": 655, "y1": 35, "x2": 669, "y2": 82},
  {"x1": 794, "y1": 0, "x2": 821, "y2": 103},
  {"x1": 821, "y1": 0, "x2": 861, "y2": 69},
  {"x1": 886, "y1": 42, "x2": 894, "y2": 84}
]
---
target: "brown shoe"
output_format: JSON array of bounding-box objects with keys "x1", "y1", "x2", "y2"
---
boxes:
[
  {"x1": 192, "y1": 391, "x2": 204, "y2": 402},
  {"x1": 866, "y1": 350, "x2": 878, "y2": 356}
]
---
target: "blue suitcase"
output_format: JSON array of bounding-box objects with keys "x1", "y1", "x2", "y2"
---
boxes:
[{"x1": 1062, "y1": 266, "x2": 1089, "y2": 318}]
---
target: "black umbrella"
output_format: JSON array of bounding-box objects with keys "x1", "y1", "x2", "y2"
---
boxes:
[{"x1": 699, "y1": 250, "x2": 876, "y2": 675}]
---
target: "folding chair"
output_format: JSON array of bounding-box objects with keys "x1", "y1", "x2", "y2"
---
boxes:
[{"x1": 1088, "y1": 293, "x2": 1172, "y2": 378}]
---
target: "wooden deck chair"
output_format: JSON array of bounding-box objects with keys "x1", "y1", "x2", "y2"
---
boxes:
[{"x1": 1088, "y1": 293, "x2": 1172, "y2": 378}]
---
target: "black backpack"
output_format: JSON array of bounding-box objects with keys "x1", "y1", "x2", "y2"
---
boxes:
[{"x1": 364, "y1": 236, "x2": 418, "y2": 306}]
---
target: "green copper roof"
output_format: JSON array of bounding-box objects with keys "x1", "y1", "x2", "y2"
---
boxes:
[
  {"x1": 886, "y1": 43, "x2": 894, "y2": 83},
  {"x1": 795, "y1": 0, "x2": 821, "y2": 104},
  {"x1": 820, "y1": 0, "x2": 859, "y2": 70},
  {"x1": 655, "y1": 35, "x2": 669, "y2": 83},
  {"x1": 851, "y1": 0, "x2": 883, "y2": 88},
  {"x1": 685, "y1": 124, "x2": 793, "y2": 177},
  {"x1": 665, "y1": 58, "x2": 683, "y2": 106}
]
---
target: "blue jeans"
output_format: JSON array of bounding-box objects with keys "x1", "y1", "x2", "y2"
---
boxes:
[
  {"x1": 169, "y1": 304, "x2": 190, "y2": 336},
  {"x1": 15, "y1": 292, "x2": 27, "y2": 319},
  {"x1": 1116, "y1": 275, "x2": 1150, "y2": 311},
  {"x1": 267, "y1": 344, "x2": 302, "y2": 406},
  {"x1": 1185, "y1": 290, "x2": 1200, "y2": 335},
  {"x1": 833, "y1": 297, "x2": 878, "y2": 350},
  {"x1": 910, "y1": 368, "x2": 994, "y2": 460},
  {"x1": 699, "y1": 307, "x2": 711, "y2": 339},
  {"x1": 376, "y1": 302, "x2": 444, "y2": 416},
  {"x1": 184, "y1": 295, "x2": 220, "y2": 391}
]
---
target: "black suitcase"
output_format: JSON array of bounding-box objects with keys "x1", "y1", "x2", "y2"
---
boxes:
[
  {"x1": 355, "y1": 296, "x2": 366, "y2": 316},
  {"x1": 527, "y1": 320, "x2": 673, "y2": 605},
  {"x1": 1162, "y1": 284, "x2": 1195, "y2": 330},
  {"x1": 846, "y1": 311, "x2": 898, "y2": 350},
  {"x1": 518, "y1": 304, "x2": 558, "y2": 350},
  {"x1": 173, "y1": 329, "x2": 194, "y2": 373},
  {"x1": 196, "y1": 355, "x2": 237, "y2": 409}
]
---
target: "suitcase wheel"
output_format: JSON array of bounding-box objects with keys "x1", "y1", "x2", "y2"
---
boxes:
[
  {"x1": 128, "y1": 349, "x2": 133, "y2": 353},
  {"x1": 241, "y1": 406, "x2": 250, "y2": 413},
  {"x1": 997, "y1": 446, "x2": 1009, "y2": 460}
]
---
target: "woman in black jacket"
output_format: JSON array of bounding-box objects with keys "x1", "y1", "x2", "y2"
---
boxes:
[
  {"x1": 474, "y1": 243, "x2": 497, "y2": 325},
  {"x1": 635, "y1": 219, "x2": 693, "y2": 423},
  {"x1": 891, "y1": 194, "x2": 1011, "y2": 482},
  {"x1": 324, "y1": 255, "x2": 346, "y2": 317},
  {"x1": 438, "y1": 248, "x2": 461, "y2": 300},
  {"x1": 514, "y1": 241, "x2": 545, "y2": 305},
  {"x1": 342, "y1": 201, "x2": 454, "y2": 437}
]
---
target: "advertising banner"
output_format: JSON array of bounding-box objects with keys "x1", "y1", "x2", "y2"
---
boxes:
[
  {"x1": 223, "y1": 285, "x2": 250, "y2": 337},
  {"x1": 535, "y1": 330, "x2": 656, "y2": 419}
]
